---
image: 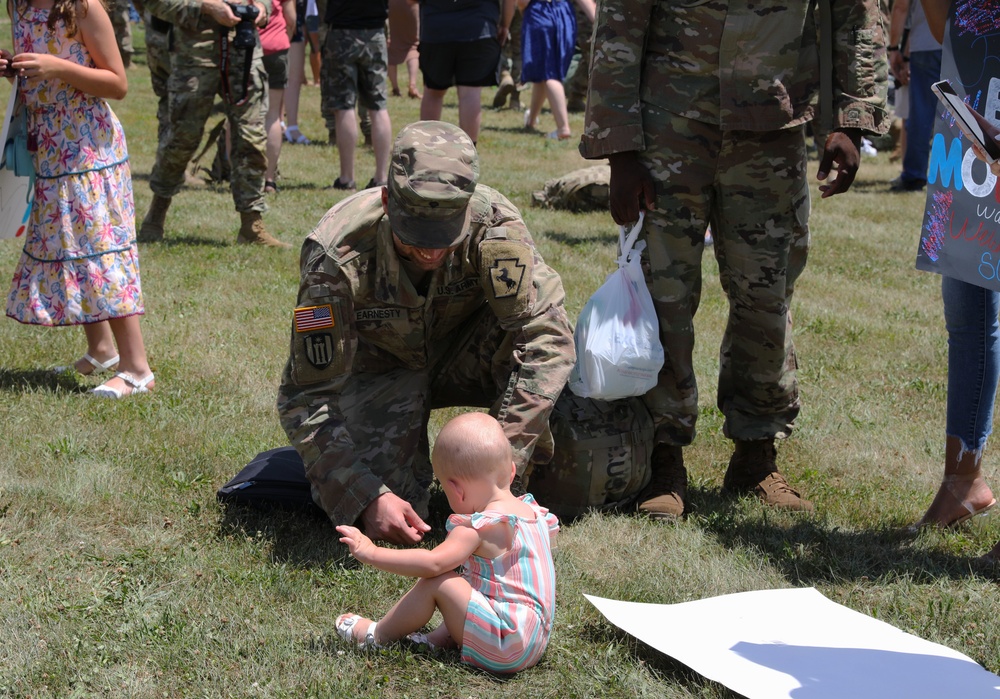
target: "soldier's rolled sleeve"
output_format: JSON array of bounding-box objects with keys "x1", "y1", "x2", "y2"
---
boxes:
[
  {"x1": 831, "y1": 0, "x2": 889, "y2": 135},
  {"x1": 276, "y1": 240, "x2": 389, "y2": 526},
  {"x1": 578, "y1": 0, "x2": 653, "y2": 159},
  {"x1": 484, "y1": 225, "x2": 576, "y2": 471}
]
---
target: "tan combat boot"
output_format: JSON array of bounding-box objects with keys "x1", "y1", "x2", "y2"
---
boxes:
[
  {"x1": 138, "y1": 195, "x2": 171, "y2": 242},
  {"x1": 723, "y1": 439, "x2": 813, "y2": 511},
  {"x1": 493, "y1": 70, "x2": 516, "y2": 109},
  {"x1": 636, "y1": 444, "x2": 687, "y2": 520},
  {"x1": 236, "y1": 211, "x2": 292, "y2": 248}
]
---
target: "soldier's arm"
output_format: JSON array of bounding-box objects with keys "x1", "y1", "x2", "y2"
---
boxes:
[
  {"x1": 579, "y1": 0, "x2": 657, "y2": 223},
  {"x1": 829, "y1": 0, "x2": 890, "y2": 136},
  {"x1": 476, "y1": 215, "x2": 576, "y2": 475},
  {"x1": 578, "y1": 0, "x2": 655, "y2": 159},
  {"x1": 141, "y1": 0, "x2": 204, "y2": 28},
  {"x1": 815, "y1": 0, "x2": 889, "y2": 198},
  {"x1": 276, "y1": 240, "x2": 392, "y2": 530}
]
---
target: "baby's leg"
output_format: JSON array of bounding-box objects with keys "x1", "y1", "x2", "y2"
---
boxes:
[
  {"x1": 422, "y1": 624, "x2": 457, "y2": 649},
  {"x1": 374, "y1": 570, "x2": 473, "y2": 645}
]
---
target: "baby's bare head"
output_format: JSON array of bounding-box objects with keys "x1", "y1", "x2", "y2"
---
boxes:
[{"x1": 432, "y1": 412, "x2": 513, "y2": 485}]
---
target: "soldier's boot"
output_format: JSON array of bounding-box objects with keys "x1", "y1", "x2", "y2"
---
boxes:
[
  {"x1": 566, "y1": 95, "x2": 587, "y2": 113},
  {"x1": 636, "y1": 444, "x2": 687, "y2": 520},
  {"x1": 493, "y1": 70, "x2": 516, "y2": 109},
  {"x1": 138, "y1": 195, "x2": 171, "y2": 243},
  {"x1": 722, "y1": 439, "x2": 813, "y2": 512},
  {"x1": 236, "y1": 211, "x2": 292, "y2": 248}
]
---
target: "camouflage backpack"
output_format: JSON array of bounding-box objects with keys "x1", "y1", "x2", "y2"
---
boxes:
[
  {"x1": 529, "y1": 387, "x2": 653, "y2": 522},
  {"x1": 531, "y1": 164, "x2": 610, "y2": 213}
]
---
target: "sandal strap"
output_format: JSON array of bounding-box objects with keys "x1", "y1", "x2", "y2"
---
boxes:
[
  {"x1": 83, "y1": 353, "x2": 120, "y2": 372},
  {"x1": 116, "y1": 371, "x2": 155, "y2": 392}
]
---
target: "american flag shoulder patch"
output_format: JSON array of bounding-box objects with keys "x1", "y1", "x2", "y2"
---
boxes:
[{"x1": 294, "y1": 304, "x2": 335, "y2": 332}]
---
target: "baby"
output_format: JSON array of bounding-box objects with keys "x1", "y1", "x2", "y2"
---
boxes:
[{"x1": 335, "y1": 412, "x2": 559, "y2": 674}]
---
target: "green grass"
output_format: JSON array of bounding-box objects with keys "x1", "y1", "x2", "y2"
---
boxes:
[{"x1": 2, "y1": 26, "x2": 1000, "y2": 699}]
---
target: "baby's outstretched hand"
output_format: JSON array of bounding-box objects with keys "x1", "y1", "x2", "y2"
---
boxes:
[{"x1": 336, "y1": 525, "x2": 378, "y2": 562}]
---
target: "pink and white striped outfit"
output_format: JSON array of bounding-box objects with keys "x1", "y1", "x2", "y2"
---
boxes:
[{"x1": 447, "y1": 493, "x2": 559, "y2": 674}]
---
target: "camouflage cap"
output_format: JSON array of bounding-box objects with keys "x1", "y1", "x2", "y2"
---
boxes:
[{"x1": 386, "y1": 121, "x2": 480, "y2": 249}]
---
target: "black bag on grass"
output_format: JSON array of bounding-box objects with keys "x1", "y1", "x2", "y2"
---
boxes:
[{"x1": 217, "y1": 446, "x2": 324, "y2": 514}]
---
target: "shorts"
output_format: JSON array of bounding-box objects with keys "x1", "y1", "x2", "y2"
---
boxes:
[
  {"x1": 419, "y1": 38, "x2": 501, "y2": 90},
  {"x1": 262, "y1": 50, "x2": 289, "y2": 90},
  {"x1": 322, "y1": 27, "x2": 389, "y2": 111},
  {"x1": 305, "y1": 13, "x2": 320, "y2": 33}
]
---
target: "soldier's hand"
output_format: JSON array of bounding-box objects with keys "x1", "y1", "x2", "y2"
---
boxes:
[
  {"x1": 817, "y1": 129, "x2": 862, "y2": 199},
  {"x1": 201, "y1": 0, "x2": 239, "y2": 26},
  {"x1": 336, "y1": 524, "x2": 378, "y2": 563},
  {"x1": 361, "y1": 492, "x2": 431, "y2": 546},
  {"x1": 608, "y1": 151, "x2": 656, "y2": 225}
]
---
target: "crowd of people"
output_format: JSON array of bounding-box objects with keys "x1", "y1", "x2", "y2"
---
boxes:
[{"x1": 3, "y1": 0, "x2": 1000, "y2": 678}]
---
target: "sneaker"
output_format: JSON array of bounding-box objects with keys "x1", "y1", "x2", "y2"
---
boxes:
[
  {"x1": 636, "y1": 444, "x2": 687, "y2": 520},
  {"x1": 723, "y1": 439, "x2": 813, "y2": 512},
  {"x1": 889, "y1": 175, "x2": 926, "y2": 192}
]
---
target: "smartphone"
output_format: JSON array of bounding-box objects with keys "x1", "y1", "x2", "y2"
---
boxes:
[{"x1": 932, "y1": 80, "x2": 1000, "y2": 163}]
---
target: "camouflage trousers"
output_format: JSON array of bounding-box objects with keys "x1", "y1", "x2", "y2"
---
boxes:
[
  {"x1": 639, "y1": 110, "x2": 809, "y2": 445},
  {"x1": 313, "y1": 306, "x2": 556, "y2": 526},
  {"x1": 109, "y1": 0, "x2": 133, "y2": 67},
  {"x1": 149, "y1": 40, "x2": 268, "y2": 212},
  {"x1": 320, "y1": 27, "x2": 389, "y2": 132},
  {"x1": 563, "y1": 5, "x2": 591, "y2": 109},
  {"x1": 143, "y1": 14, "x2": 171, "y2": 145}
]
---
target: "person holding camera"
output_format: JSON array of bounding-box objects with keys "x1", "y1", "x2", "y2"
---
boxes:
[{"x1": 138, "y1": 0, "x2": 292, "y2": 247}]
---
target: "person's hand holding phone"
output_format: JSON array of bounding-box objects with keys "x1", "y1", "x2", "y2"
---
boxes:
[{"x1": 969, "y1": 107, "x2": 1000, "y2": 168}]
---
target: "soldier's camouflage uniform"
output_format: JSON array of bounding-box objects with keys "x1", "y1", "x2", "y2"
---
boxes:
[
  {"x1": 277, "y1": 188, "x2": 575, "y2": 526},
  {"x1": 143, "y1": 11, "x2": 172, "y2": 144},
  {"x1": 144, "y1": 0, "x2": 270, "y2": 213},
  {"x1": 580, "y1": 0, "x2": 888, "y2": 446},
  {"x1": 109, "y1": 0, "x2": 133, "y2": 68}
]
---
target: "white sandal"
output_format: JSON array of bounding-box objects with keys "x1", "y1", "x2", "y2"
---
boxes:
[
  {"x1": 335, "y1": 614, "x2": 379, "y2": 649},
  {"x1": 283, "y1": 125, "x2": 311, "y2": 144},
  {"x1": 55, "y1": 353, "x2": 119, "y2": 376},
  {"x1": 91, "y1": 371, "x2": 155, "y2": 399}
]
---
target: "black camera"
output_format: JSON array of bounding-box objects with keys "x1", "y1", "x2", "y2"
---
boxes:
[{"x1": 226, "y1": 2, "x2": 259, "y2": 49}]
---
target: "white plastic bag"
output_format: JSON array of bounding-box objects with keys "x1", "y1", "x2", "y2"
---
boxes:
[{"x1": 569, "y1": 213, "x2": 665, "y2": 400}]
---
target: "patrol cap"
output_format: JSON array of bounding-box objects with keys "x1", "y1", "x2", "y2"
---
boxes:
[{"x1": 386, "y1": 121, "x2": 480, "y2": 249}]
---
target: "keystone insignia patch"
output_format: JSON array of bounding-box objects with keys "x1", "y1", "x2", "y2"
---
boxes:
[{"x1": 490, "y1": 258, "x2": 525, "y2": 299}]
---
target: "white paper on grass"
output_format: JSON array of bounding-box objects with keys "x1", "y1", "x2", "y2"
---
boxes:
[{"x1": 585, "y1": 588, "x2": 1000, "y2": 699}]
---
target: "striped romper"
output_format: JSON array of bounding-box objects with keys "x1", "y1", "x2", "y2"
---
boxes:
[{"x1": 448, "y1": 493, "x2": 559, "y2": 674}]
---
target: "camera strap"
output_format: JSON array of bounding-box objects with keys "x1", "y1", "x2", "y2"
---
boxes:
[{"x1": 218, "y1": 29, "x2": 253, "y2": 107}]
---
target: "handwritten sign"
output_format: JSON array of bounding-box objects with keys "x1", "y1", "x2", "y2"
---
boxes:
[
  {"x1": 0, "y1": 84, "x2": 33, "y2": 240},
  {"x1": 915, "y1": 4, "x2": 1000, "y2": 288}
]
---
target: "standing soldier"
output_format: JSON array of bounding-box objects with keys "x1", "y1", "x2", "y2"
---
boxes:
[
  {"x1": 277, "y1": 121, "x2": 575, "y2": 545},
  {"x1": 580, "y1": 0, "x2": 888, "y2": 519},
  {"x1": 138, "y1": 0, "x2": 291, "y2": 247},
  {"x1": 109, "y1": 0, "x2": 134, "y2": 69}
]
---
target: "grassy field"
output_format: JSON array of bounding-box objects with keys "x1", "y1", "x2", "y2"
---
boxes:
[{"x1": 1, "y1": 26, "x2": 999, "y2": 699}]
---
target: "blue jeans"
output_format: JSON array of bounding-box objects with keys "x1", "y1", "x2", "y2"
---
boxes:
[
  {"x1": 902, "y1": 49, "x2": 943, "y2": 183},
  {"x1": 943, "y1": 276, "x2": 1000, "y2": 451}
]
